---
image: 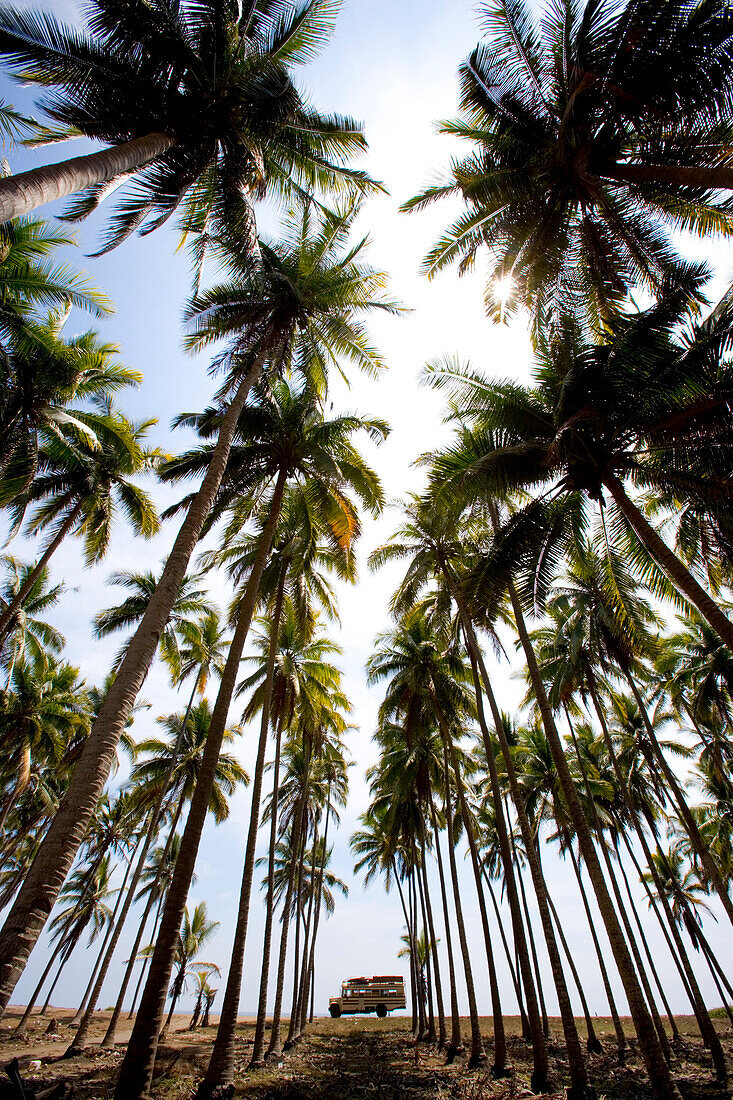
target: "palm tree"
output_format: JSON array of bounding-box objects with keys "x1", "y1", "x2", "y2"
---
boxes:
[
  {"x1": 0, "y1": 556, "x2": 64, "y2": 685},
  {"x1": 160, "y1": 903, "x2": 220, "y2": 1037},
  {"x1": 0, "y1": 198, "x2": 393, "y2": 1016},
  {"x1": 0, "y1": 0, "x2": 374, "y2": 239},
  {"x1": 67, "y1": 697, "x2": 246, "y2": 1052},
  {"x1": 406, "y1": 0, "x2": 733, "y2": 327},
  {"x1": 0, "y1": 404, "x2": 161, "y2": 646}
]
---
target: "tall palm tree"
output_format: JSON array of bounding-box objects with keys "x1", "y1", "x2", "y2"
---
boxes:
[
  {"x1": 0, "y1": 404, "x2": 161, "y2": 645},
  {"x1": 119, "y1": 380, "x2": 385, "y2": 1100},
  {"x1": 159, "y1": 903, "x2": 220, "y2": 1037},
  {"x1": 0, "y1": 0, "x2": 375, "y2": 240},
  {"x1": 0, "y1": 198, "x2": 393, "y2": 1015},
  {"x1": 0, "y1": 556, "x2": 64, "y2": 685},
  {"x1": 406, "y1": 0, "x2": 733, "y2": 327}
]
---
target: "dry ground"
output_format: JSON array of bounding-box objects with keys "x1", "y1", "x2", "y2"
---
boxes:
[{"x1": 0, "y1": 1008, "x2": 731, "y2": 1100}]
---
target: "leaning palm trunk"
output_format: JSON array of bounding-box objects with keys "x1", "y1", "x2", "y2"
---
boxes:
[
  {"x1": 0, "y1": 502, "x2": 83, "y2": 650},
  {"x1": 12, "y1": 937, "x2": 68, "y2": 1039},
  {"x1": 509, "y1": 842, "x2": 549, "y2": 1039},
  {"x1": 391, "y1": 858, "x2": 418, "y2": 1036},
  {"x1": 300, "y1": 796, "x2": 335, "y2": 1042},
  {"x1": 586, "y1": 677, "x2": 728, "y2": 1083},
  {"x1": 437, "y1": 718, "x2": 485, "y2": 1068},
  {"x1": 198, "y1": 562, "x2": 285, "y2": 1087},
  {"x1": 414, "y1": 849, "x2": 436, "y2": 1044},
  {"x1": 285, "y1": 822, "x2": 308, "y2": 1047},
  {"x1": 248, "y1": 576, "x2": 287, "y2": 1069},
  {"x1": 104, "y1": 793, "x2": 186, "y2": 1046},
  {"x1": 482, "y1": 869, "x2": 530, "y2": 1035},
  {"x1": 69, "y1": 686, "x2": 199, "y2": 1054},
  {"x1": 604, "y1": 474, "x2": 733, "y2": 652},
  {"x1": 466, "y1": 622, "x2": 586, "y2": 1094},
  {"x1": 0, "y1": 134, "x2": 175, "y2": 222},
  {"x1": 623, "y1": 670, "x2": 733, "y2": 929},
  {"x1": 0, "y1": 361, "x2": 265, "y2": 1017},
  {"x1": 428, "y1": 792, "x2": 462, "y2": 1059},
  {"x1": 508, "y1": 579, "x2": 682, "y2": 1100},
  {"x1": 115, "y1": 469, "x2": 287, "y2": 1100},
  {"x1": 449, "y1": 747, "x2": 506, "y2": 1075},
  {"x1": 293, "y1": 823, "x2": 320, "y2": 1042},
  {"x1": 128, "y1": 892, "x2": 166, "y2": 1019},
  {"x1": 265, "y1": 796, "x2": 308, "y2": 1061}
]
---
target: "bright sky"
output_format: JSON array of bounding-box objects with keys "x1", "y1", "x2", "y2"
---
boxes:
[{"x1": 3, "y1": 0, "x2": 731, "y2": 1024}]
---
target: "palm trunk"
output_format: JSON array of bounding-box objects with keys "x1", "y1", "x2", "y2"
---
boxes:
[
  {"x1": 624, "y1": 671, "x2": 733, "y2": 928},
  {"x1": 250, "y1": 704, "x2": 286, "y2": 1064},
  {"x1": 438, "y1": 721, "x2": 485, "y2": 1068},
  {"x1": 70, "y1": 685, "x2": 199, "y2": 1054},
  {"x1": 461, "y1": 623, "x2": 550, "y2": 1084},
  {"x1": 468, "y1": 617, "x2": 587, "y2": 1094},
  {"x1": 39, "y1": 941, "x2": 75, "y2": 1015},
  {"x1": 428, "y1": 792, "x2": 462, "y2": 1059},
  {"x1": 301, "y1": 797, "x2": 334, "y2": 1040},
  {"x1": 12, "y1": 936, "x2": 67, "y2": 1038},
  {"x1": 162, "y1": 968, "x2": 185, "y2": 1036},
  {"x1": 189, "y1": 990, "x2": 204, "y2": 1030},
  {"x1": 587, "y1": 675, "x2": 728, "y2": 1083},
  {"x1": 0, "y1": 133, "x2": 175, "y2": 222},
  {"x1": 482, "y1": 870, "x2": 530, "y2": 1035},
  {"x1": 265, "y1": 805, "x2": 306, "y2": 1061},
  {"x1": 414, "y1": 845, "x2": 436, "y2": 1044},
  {"x1": 392, "y1": 859, "x2": 418, "y2": 1036},
  {"x1": 128, "y1": 892, "x2": 165, "y2": 1019},
  {"x1": 604, "y1": 474, "x2": 733, "y2": 651},
  {"x1": 105, "y1": 792, "x2": 186, "y2": 1046},
  {"x1": 418, "y1": 814, "x2": 446, "y2": 1049},
  {"x1": 0, "y1": 361, "x2": 265, "y2": 1018},
  {"x1": 204, "y1": 567, "x2": 286, "y2": 1088},
  {"x1": 0, "y1": 503, "x2": 83, "y2": 650},
  {"x1": 449, "y1": 744, "x2": 507, "y2": 1075},
  {"x1": 294, "y1": 822, "x2": 320, "y2": 1040},
  {"x1": 510, "y1": 843, "x2": 549, "y2": 1039},
  {"x1": 284, "y1": 824, "x2": 307, "y2": 1047},
  {"x1": 566, "y1": 842, "x2": 626, "y2": 1061},
  {"x1": 507, "y1": 576, "x2": 682, "y2": 1100},
  {"x1": 605, "y1": 161, "x2": 733, "y2": 193},
  {"x1": 115, "y1": 468, "x2": 287, "y2": 1100},
  {"x1": 408, "y1": 868, "x2": 426, "y2": 1040}
]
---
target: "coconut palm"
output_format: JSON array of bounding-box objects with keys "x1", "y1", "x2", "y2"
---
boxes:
[
  {"x1": 0, "y1": 557, "x2": 64, "y2": 685},
  {"x1": 406, "y1": 0, "x2": 733, "y2": 327},
  {"x1": 0, "y1": 198, "x2": 393, "y2": 1016},
  {"x1": 160, "y1": 903, "x2": 220, "y2": 1037},
  {"x1": 0, "y1": 0, "x2": 375, "y2": 242},
  {"x1": 0, "y1": 404, "x2": 161, "y2": 646}
]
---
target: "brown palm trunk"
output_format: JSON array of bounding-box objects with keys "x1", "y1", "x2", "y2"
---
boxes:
[
  {"x1": 586, "y1": 676, "x2": 728, "y2": 1083},
  {"x1": 203, "y1": 566, "x2": 286, "y2": 1088},
  {"x1": 449, "y1": 745, "x2": 507, "y2": 1075},
  {"x1": 0, "y1": 361, "x2": 265, "y2": 1018},
  {"x1": 0, "y1": 133, "x2": 175, "y2": 222},
  {"x1": 285, "y1": 820, "x2": 308, "y2": 1047},
  {"x1": 510, "y1": 841, "x2": 549, "y2": 1038},
  {"x1": 301, "y1": 798, "x2": 333, "y2": 1036},
  {"x1": 428, "y1": 792, "x2": 462, "y2": 1059},
  {"x1": 467, "y1": 619, "x2": 587, "y2": 1094},
  {"x1": 461, "y1": 618, "x2": 550, "y2": 1085},
  {"x1": 414, "y1": 849, "x2": 436, "y2": 1044},
  {"x1": 482, "y1": 868, "x2": 529, "y2": 1035},
  {"x1": 393, "y1": 859, "x2": 418, "y2": 1036},
  {"x1": 249, "y1": 579, "x2": 287, "y2": 1068},
  {"x1": 266, "y1": 798, "x2": 307, "y2": 1061},
  {"x1": 418, "y1": 815, "x2": 446, "y2": 1049},
  {"x1": 70, "y1": 684, "x2": 200, "y2": 1054},
  {"x1": 114, "y1": 468, "x2": 286, "y2": 1100},
  {"x1": 438, "y1": 723, "x2": 485, "y2": 1067},
  {"x1": 604, "y1": 474, "x2": 733, "y2": 651},
  {"x1": 12, "y1": 937, "x2": 67, "y2": 1039},
  {"x1": 605, "y1": 161, "x2": 733, "y2": 193},
  {"x1": 105, "y1": 793, "x2": 186, "y2": 1045},
  {"x1": 294, "y1": 823, "x2": 320, "y2": 1040},
  {"x1": 128, "y1": 892, "x2": 165, "y2": 1020}
]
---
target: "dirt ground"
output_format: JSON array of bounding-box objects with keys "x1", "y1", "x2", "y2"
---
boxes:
[{"x1": 1, "y1": 1008, "x2": 731, "y2": 1100}]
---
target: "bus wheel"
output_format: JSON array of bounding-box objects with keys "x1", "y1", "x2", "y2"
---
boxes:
[
  {"x1": 329, "y1": 1005, "x2": 342, "y2": 1018},
  {"x1": 376, "y1": 1004, "x2": 387, "y2": 1018}
]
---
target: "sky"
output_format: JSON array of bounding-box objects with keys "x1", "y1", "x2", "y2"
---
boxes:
[{"x1": 2, "y1": 0, "x2": 732, "y2": 1027}]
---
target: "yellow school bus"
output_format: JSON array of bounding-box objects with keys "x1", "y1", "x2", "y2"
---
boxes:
[{"x1": 328, "y1": 975, "x2": 406, "y2": 1018}]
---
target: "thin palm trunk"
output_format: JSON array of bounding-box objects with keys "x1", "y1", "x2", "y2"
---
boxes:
[
  {"x1": 392, "y1": 857, "x2": 418, "y2": 1036},
  {"x1": 467, "y1": 616, "x2": 586, "y2": 1095},
  {"x1": 624, "y1": 671, "x2": 733, "y2": 929},
  {"x1": 482, "y1": 869, "x2": 530, "y2": 1035},
  {"x1": 205, "y1": 567, "x2": 286, "y2": 1087},
  {"x1": 507, "y1": 576, "x2": 682, "y2": 1100},
  {"x1": 0, "y1": 134, "x2": 175, "y2": 222},
  {"x1": 587, "y1": 675, "x2": 728, "y2": 1083},
  {"x1": 128, "y1": 892, "x2": 165, "y2": 1019},
  {"x1": 39, "y1": 942, "x2": 74, "y2": 1015},
  {"x1": 408, "y1": 868, "x2": 426, "y2": 1040},
  {"x1": 301, "y1": 797, "x2": 333, "y2": 1040},
  {"x1": 449, "y1": 744, "x2": 507, "y2": 1075},
  {"x1": 265, "y1": 797, "x2": 307, "y2": 1061},
  {"x1": 294, "y1": 822, "x2": 320, "y2": 1040},
  {"x1": 285, "y1": 810, "x2": 310, "y2": 1047},
  {"x1": 566, "y1": 843, "x2": 626, "y2": 1061},
  {"x1": 250, "y1": 662, "x2": 287, "y2": 1067},
  {"x1": 12, "y1": 937, "x2": 67, "y2": 1038},
  {"x1": 510, "y1": 840, "x2": 549, "y2": 1039},
  {"x1": 428, "y1": 792, "x2": 462, "y2": 1059},
  {"x1": 0, "y1": 503, "x2": 83, "y2": 649},
  {"x1": 0, "y1": 361, "x2": 265, "y2": 1018},
  {"x1": 70, "y1": 684, "x2": 199, "y2": 1054},
  {"x1": 414, "y1": 845, "x2": 436, "y2": 1043},
  {"x1": 115, "y1": 468, "x2": 286, "y2": 1100},
  {"x1": 438, "y1": 723, "x2": 485, "y2": 1068},
  {"x1": 105, "y1": 792, "x2": 186, "y2": 1045},
  {"x1": 419, "y1": 814, "x2": 446, "y2": 1049}
]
